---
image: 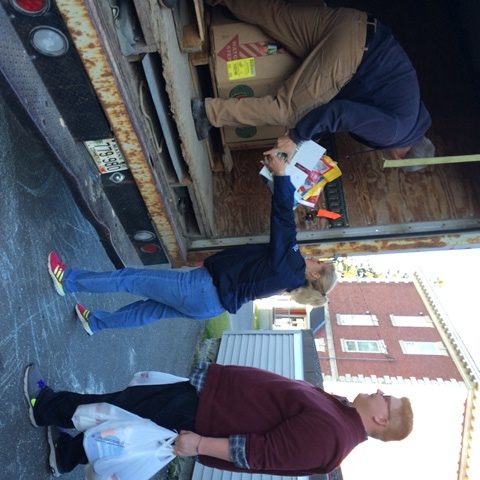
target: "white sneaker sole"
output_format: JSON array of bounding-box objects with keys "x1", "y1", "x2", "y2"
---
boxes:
[
  {"x1": 47, "y1": 427, "x2": 62, "y2": 477},
  {"x1": 23, "y1": 365, "x2": 39, "y2": 428},
  {"x1": 74, "y1": 305, "x2": 94, "y2": 336}
]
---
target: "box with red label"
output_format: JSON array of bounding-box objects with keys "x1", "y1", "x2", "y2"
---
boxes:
[{"x1": 210, "y1": 10, "x2": 299, "y2": 149}]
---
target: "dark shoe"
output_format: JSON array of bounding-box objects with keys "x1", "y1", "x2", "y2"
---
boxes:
[
  {"x1": 47, "y1": 426, "x2": 68, "y2": 477},
  {"x1": 191, "y1": 98, "x2": 211, "y2": 140},
  {"x1": 159, "y1": 0, "x2": 177, "y2": 8},
  {"x1": 24, "y1": 364, "x2": 48, "y2": 427}
]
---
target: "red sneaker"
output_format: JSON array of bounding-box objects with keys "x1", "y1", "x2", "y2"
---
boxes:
[
  {"x1": 47, "y1": 251, "x2": 66, "y2": 296},
  {"x1": 75, "y1": 303, "x2": 93, "y2": 336}
]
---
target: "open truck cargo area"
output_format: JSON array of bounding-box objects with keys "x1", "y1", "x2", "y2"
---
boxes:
[{"x1": 1, "y1": 0, "x2": 479, "y2": 267}]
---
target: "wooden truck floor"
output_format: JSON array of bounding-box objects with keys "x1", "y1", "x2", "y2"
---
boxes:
[{"x1": 209, "y1": 0, "x2": 480, "y2": 243}]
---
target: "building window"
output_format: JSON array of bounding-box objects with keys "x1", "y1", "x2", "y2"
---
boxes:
[
  {"x1": 399, "y1": 341, "x2": 448, "y2": 356},
  {"x1": 315, "y1": 338, "x2": 326, "y2": 352},
  {"x1": 340, "y1": 339, "x2": 387, "y2": 353},
  {"x1": 390, "y1": 315, "x2": 433, "y2": 327},
  {"x1": 337, "y1": 314, "x2": 379, "y2": 326},
  {"x1": 273, "y1": 307, "x2": 307, "y2": 330},
  {"x1": 273, "y1": 316, "x2": 306, "y2": 329}
]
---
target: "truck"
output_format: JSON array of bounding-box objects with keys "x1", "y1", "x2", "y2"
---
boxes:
[{"x1": 1, "y1": 0, "x2": 479, "y2": 268}]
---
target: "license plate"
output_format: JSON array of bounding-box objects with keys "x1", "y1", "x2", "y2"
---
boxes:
[{"x1": 84, "y1": 138, "x2": 128, "y2": 174}]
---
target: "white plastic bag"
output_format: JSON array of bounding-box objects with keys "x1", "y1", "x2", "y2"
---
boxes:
[
  {"x1": 128, "y1": 371, "x2": 188, "y2": 387},
  {"x1": 72, "y1": 403, "x2": 177, "y2": 480}
]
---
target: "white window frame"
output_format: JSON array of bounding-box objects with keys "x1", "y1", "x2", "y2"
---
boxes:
[
  {"x1": 340, "y1": 339, "x2": 387, "y2": 354},
  {"x1": 315, "y1": 338, "x2": 326, "y2": 352},
  {"x1": 390, "y1": 315, "x2": 433, "y2": 327},
  {"x1": 337, "y1": 314, "x2": 379, "y2": 326},
  {"x1": 399, "y1": 341, "x2": 448, "y2": 356}
]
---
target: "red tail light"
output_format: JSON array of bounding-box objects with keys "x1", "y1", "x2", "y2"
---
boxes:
[
  {"x1": 10, "y1": 0, "x2": 49, "y2": 15},
  {"x1": 140, "y1": 244, "x2": 161, "y2": 254}
]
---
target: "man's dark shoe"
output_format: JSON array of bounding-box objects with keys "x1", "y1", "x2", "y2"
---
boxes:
[
  {"x1": 47, "y1": 426, "x2": 68, "y2": 477},
  {"x1": 24, "y1": 364, "x2": 48, "y2": 427},
  {"x1": 191, "y1": 98, "x2": 212, "y2": 140},
  {"x1": 159, "y1": 0, "x2": 177, "y2": 8}
]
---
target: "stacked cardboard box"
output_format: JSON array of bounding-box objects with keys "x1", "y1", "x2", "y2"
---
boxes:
[{"x1": 210, "y1": 11, "x2": 299, "y2": 149}]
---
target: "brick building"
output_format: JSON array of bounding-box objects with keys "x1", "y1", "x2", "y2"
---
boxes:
[
  {"x1": 316, "y1": 274, "x2": 479, "y2": 480},
  {"x1": 252, "y1": 273, "x2": 479, "y2": 479},
  {"x1": 317, "y1": 279, "x2": 461, "y2": 381}
]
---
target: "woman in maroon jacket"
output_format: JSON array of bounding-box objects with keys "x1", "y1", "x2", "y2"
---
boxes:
[{"x1": 25, "y1": 362, "x2": 413, "y2": 477}]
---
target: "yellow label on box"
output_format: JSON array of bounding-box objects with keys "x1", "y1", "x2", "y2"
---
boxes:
[
  {"x1": 303, "y1": 157, "x2": 342, "y2": 200},
  {"x1": 227, "y1": 58, "x2": 256, "y2": 81}
]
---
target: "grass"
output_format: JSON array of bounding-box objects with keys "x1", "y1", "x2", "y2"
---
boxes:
[{"x1": 204, "y1": 311, "x2": 231, "y2": 338}]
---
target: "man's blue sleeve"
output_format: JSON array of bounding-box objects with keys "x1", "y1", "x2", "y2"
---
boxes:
[
  {"x1": 270, "y1": 175, "x2": 297, "y2": 269},
  {"x1": 289, "y1": 99, "x2": 404, "y2": 148}
]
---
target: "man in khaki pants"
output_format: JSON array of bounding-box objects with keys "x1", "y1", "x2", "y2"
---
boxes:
[{"x1": 193, "y1": 0, "x2": 434, "y2": 163}]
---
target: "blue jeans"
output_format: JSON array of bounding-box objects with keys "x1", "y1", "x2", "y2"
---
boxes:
[{"x1": 63, "y1": 267, "x2": 225, "y2": 332}]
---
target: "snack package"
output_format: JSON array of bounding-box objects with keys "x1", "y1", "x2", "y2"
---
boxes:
[
  {"x1": 260, "y1": 140, "x2": 341, "y2": 209},
  {"x1": 295, "y1": 154, "x2": 341, "y2": 208}
]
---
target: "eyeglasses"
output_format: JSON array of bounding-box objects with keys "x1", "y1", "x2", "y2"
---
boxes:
[{"x1": 378, "y1": 390, "x2": 391, "y2": 420}]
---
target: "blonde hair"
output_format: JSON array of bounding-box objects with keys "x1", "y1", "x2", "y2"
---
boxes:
[
  {"x1": 373, "y1": 397, "x2": 414, "y2": 442},
  {"x1": 289, "y1": 262, "x2": 338, "y2": 307}
]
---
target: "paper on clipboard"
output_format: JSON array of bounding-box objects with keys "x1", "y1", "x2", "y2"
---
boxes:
[{"x1": 259, "y1": 140, "x2": 326, "y2": 189}]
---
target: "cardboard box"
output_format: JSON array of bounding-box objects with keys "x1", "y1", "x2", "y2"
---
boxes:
[{"x1": 210, "y1": 10, "x2": 299, "y2": 148}]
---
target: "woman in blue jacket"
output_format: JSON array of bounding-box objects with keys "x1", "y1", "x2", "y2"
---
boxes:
[{"x1": 48, "y1": 154, "x2": 337, "y2": 335}]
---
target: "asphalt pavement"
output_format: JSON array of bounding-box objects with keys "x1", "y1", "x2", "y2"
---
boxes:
[{"x1": 0, "y1": 87, "x2": 204, "y2": 478}]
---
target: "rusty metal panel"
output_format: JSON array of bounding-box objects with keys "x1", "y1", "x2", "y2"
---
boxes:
[
  {"x1": 186, "y1": 230, "x2": 480, "y2": 264},
  {"x1": 55, "y1": 0, "x2": 185, "y2": 264},
  {"x1": 299, "y1": 232, "x2": 480, "y2": 258}
]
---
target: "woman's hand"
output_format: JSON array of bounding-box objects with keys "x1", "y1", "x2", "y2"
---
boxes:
[
  {"x1": 263, "y1": 134, "x2": 297, "y2": 163},
  {"x1": 174, "y1": 431, "x2": 202, "y2": 457}
]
